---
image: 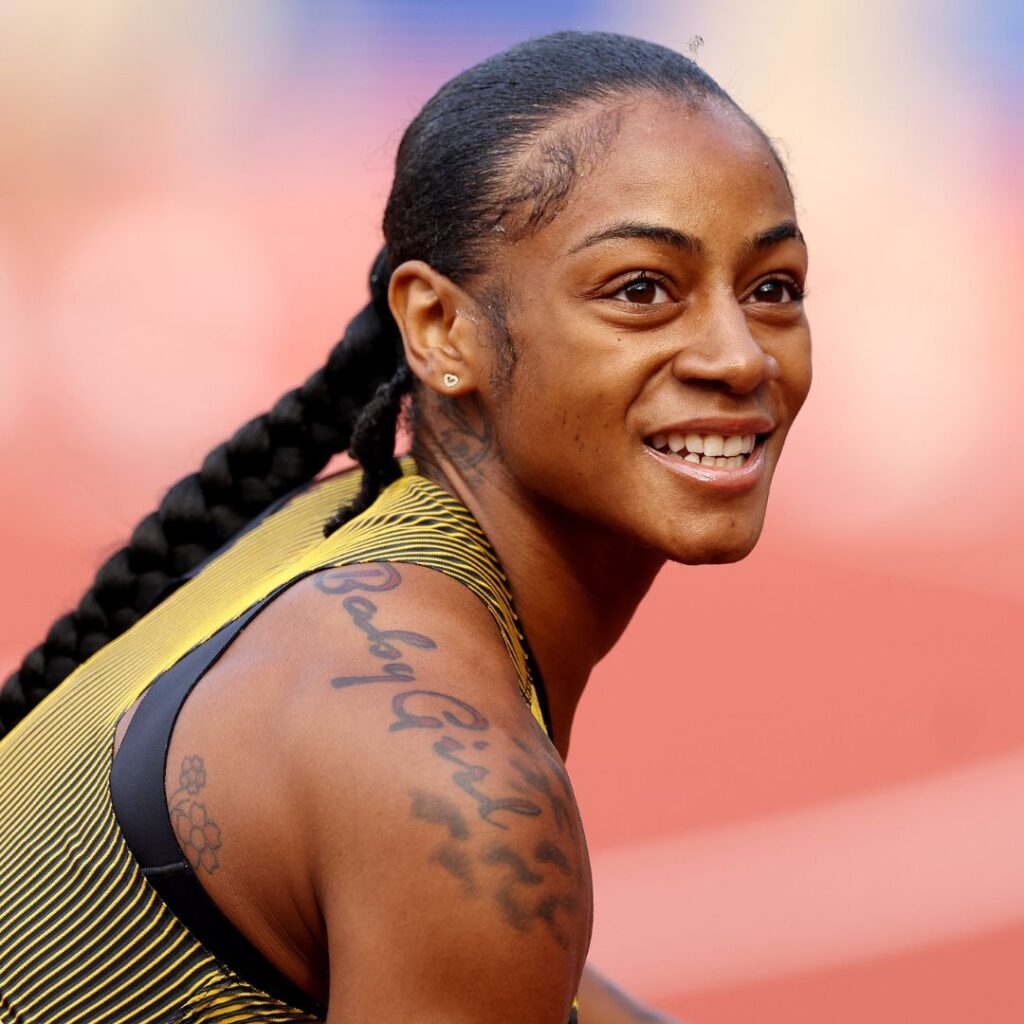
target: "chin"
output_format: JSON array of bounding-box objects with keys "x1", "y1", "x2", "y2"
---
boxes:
[{"x1": 663, "y1": 517, "x2": 766, "y2": 566}]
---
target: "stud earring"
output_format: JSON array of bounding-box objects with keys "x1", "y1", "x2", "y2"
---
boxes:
[{"x1": 443, "y1": 372, "x2": 459, "y2": 388}]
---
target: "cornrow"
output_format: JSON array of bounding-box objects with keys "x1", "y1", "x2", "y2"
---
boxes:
[{"x1": 0, "y1": 249, "x2": 402, "y2": 738}]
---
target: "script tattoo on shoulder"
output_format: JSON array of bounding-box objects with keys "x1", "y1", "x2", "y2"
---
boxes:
[
  {"x1": 391, "y1": 690, "x2": 542, "y2": 828},
  {"x1": 315, "y1": 563, "x2": 437, "y2": 687},
  {"x1": 168, "y1": 754, "x2": 223, "y2": 875},
  {"x1": 320, "y1": 562, "x2": 586, "y2": 949},
  {"x1": 396, "y1": 690, "x2": 583, "y2": 949}
]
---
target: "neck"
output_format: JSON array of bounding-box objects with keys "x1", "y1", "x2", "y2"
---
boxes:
[{"x1": 414, "y1": 441, "x2": 663, "y2": 758}]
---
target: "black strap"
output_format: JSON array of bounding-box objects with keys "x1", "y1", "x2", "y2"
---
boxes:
[{"x1": 110, "y1": 583, "x2": 326, "y2": 1019}]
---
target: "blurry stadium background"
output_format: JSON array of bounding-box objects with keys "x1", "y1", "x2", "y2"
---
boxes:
[{"x1": 2, "y1": 1, "x2": 1022, "y2": 1020}]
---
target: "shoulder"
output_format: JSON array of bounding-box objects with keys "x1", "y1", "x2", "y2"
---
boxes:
[
  {"x1": 259, "y1": 559, "x2": 518, "y2": 712},
  {"x1": 260, "y1": 559, "x2": 532, "y2": 779},
  {"x1": 166, "y1": 559, "x2": 589, "y2": 1018},
  {"x1": 273, "y1": 561, "x2": 591, "y2": 1020}
]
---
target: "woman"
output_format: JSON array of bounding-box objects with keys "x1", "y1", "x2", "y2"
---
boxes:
[{"x1": 0, "y1": 30, "x2": 810, "y2": 1024}]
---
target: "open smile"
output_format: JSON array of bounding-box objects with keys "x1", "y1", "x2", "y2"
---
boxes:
[{"x1": 642, "y1": 427, "x2": 774, "y2": 491}]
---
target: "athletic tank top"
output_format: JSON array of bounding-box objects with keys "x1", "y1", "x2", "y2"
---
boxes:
[{"x1": 0, "y1": 469, "x2": 579, "y2": 1023}]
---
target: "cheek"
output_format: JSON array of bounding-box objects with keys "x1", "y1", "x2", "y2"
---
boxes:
[
  {"x1": 775, "y1": 331, "x2": 813, "y2": 414},
  {"x1": 504, "y1": 320, "x2": 637, "y2": 451},
  {"x1": 502, "y1": 382, "x2": 608, "y2": 463},
  {"x1": 494, "y1": 362, "x2": 635, "y2": 495}
]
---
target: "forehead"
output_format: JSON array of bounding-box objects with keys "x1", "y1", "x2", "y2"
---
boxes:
[{"x1": 529, "y1": 96, "x2": 795, "y2": 256}]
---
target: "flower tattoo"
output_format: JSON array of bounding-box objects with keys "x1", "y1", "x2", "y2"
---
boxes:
[
  {"x1": 168, "y1": 754, "x2": 223, "y2": 875},
  {"x1": 179, "y1": 755, "x2": 206, "y2": 795}
]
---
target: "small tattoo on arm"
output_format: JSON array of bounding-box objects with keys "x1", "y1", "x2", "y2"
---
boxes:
[{"x1": 168, "y1": 755, "x2": 223, "y2": 875}]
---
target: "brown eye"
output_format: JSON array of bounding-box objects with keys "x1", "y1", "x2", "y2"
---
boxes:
[
  {"x1": 613, "y1": 274, "x2": 670, "y2": 305},
  {"x1": 749, "y1": 278, "x2": 803, "y2": 304}
]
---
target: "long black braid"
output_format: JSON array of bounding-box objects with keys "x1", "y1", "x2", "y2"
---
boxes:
[
  {"x1": 0, "y1": 250, "x2": 403, "y2": 736},
  {"x1": 1, "y1": 31, "x2": 788, "y2": 738}
]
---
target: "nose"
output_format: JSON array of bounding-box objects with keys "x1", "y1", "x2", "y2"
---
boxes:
[{"x1": 671, "y1": 292, "x2": 780, "y2": 395}]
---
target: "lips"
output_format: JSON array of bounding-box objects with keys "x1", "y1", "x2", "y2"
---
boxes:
[
  {"x1": 642, "y1": 422, "x2": 775, "y2": 490},
  {"x1": 646, "y1": 429, "x2": 759, "y2": 468}
]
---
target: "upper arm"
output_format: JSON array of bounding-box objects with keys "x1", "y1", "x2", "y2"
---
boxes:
[{"x1": 279, "y1": 562, "x2": 591, "y2": 1024}]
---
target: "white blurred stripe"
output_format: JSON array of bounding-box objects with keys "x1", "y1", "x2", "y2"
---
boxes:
[{"x1": 589, "y1": 749, "x2": 1024, "y2": 996}]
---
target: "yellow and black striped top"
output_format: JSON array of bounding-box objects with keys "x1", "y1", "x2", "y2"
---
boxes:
[{"x1": 0, "y1": 469, "x2": 574, "y2": 1024}]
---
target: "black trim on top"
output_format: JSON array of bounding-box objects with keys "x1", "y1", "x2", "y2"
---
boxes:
[{"x1": 109, "y1": 580, "x2": 326, "y2": 1020}]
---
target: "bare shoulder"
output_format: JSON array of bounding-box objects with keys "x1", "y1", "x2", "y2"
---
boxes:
[
  {"x1": 162, "y1": 560, "x2": 590, "y2": 1019},
  {"x1": 278, "y1": 561, "x2": 592, "y2": 1022}
]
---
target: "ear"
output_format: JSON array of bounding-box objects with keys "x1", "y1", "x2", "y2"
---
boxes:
[{"x1": 388, "y1": 260, "x2": 487, "y2": 398}]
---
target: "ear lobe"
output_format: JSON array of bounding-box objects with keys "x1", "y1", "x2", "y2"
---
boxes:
[{"x1": 388, "y1": 260, "x2": 482, "y2": 397}]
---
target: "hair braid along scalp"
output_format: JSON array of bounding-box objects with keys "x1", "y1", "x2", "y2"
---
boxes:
[
  {"x1": 380, "y1": 30, "x2": 776, "y2": 283},
  {"x1": 2, "y1": 31, "x2": 789, "y2": 738}
]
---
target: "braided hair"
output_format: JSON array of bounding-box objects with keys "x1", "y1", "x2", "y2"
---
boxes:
[
  {"x1": 0, "y1": 251, "x2": 406, "y2": 736},
  {"x1": 1, "y1": 30, "x2": 783, "y2": 737}
]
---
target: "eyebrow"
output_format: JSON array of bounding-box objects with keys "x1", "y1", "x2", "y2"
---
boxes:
[
  {"x1": 567, "y1": 221, "x2": 704, "y2": 256},
  {"x1": 567, "y1": 218, "x2": 805, "y2": 257},
  {"x1": 748, "y1": 220, "x2": 805, "y2": 252}
]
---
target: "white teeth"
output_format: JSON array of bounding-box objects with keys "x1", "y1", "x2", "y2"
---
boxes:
[
  {"x1": 649, "y1": 429, "x2": 764, "y2": 460},
  {"x1": 728, "y1": 456, "x2": 743, "y2": 468}
]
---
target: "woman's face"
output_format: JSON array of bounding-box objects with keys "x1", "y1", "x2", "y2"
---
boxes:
[{"x1": 483, "y1": 95, "x2": 812, "y2": 564}]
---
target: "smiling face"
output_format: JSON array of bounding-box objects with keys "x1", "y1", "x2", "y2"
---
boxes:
[{"x1": 469, "y1": 94, "x2": 812, "y2": 564}]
